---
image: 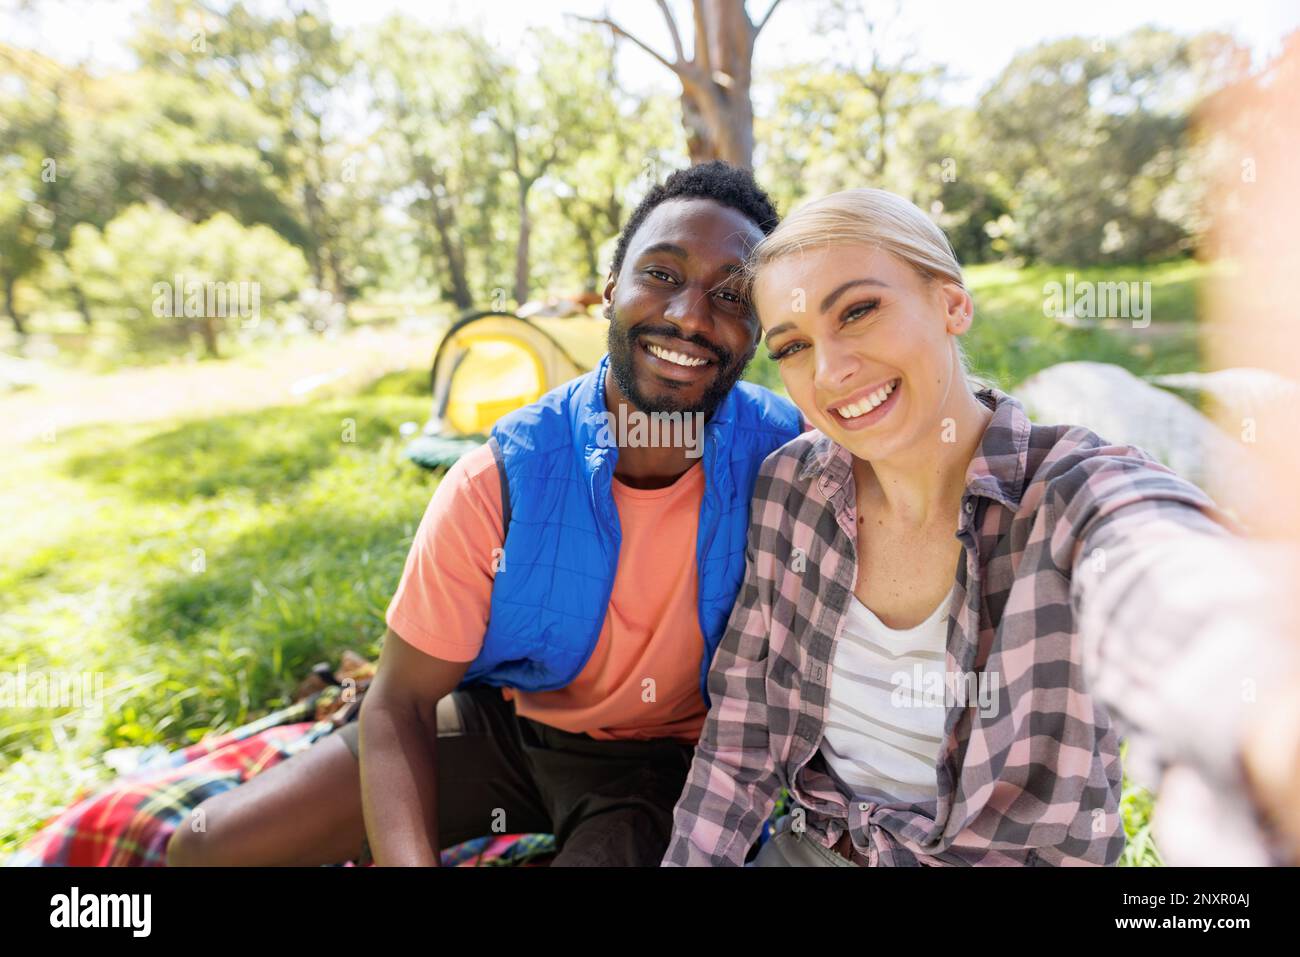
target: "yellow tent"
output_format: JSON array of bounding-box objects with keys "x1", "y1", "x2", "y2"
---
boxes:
[{"x1": 406, "y1": 309, "x2": 608, "y2": 468}]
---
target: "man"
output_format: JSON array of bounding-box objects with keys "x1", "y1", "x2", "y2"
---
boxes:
[{"x1": 166, "y1": 161, "x2": 802, "y2": 867}]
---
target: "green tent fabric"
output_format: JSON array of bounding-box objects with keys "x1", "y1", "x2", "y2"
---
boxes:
[{"x1": 403, "y1": 432, "x2": 486, "y2": 470}]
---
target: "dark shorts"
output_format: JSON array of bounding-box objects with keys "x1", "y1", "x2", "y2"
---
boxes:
[{"x1": 336, "y1": 685, "x2": 696, "y2": 866}]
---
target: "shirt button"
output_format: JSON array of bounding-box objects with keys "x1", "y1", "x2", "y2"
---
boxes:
[
  {"x1": 964, "y1": 501, "x2": 974, "y2": 514},
  {"x1": 858, "y1": 802, "x2": 869, "y2": 812}
]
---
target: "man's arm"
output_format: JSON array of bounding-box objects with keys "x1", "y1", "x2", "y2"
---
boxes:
[
  {"x1": 358, "y1": 627, "x2": 470, "y2": 866},
  {"x1": 358, "y1": 444, "x2": 505, "y2": 866}
]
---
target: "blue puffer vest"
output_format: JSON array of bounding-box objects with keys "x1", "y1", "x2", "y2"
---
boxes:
[{"x1": 461, "y1": 353, "x2": 801, "y2": 707}]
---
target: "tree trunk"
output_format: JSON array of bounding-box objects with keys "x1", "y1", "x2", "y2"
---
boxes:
[
  {"x1": 327, "y1": 244, "x2": 350, "y2": 305},
  {"x1": 581, "y1": 230, "x2": 600, "y2": 293},
  {"x1": 514, "y1": 183, "x2": 532, "y2": 306},
  {"x1": 195, "y1": 315, "x2": 220, "y2": 358},
  {"x1": 427, "y1": 191, "x2": 473, "y2": 310},
  {"x1": 876, "y1": 94, "x2": 889, "y2": 179},
  {"x1": 302, "y1": 182, "x2": 326, "y2": 289},
  {"x1": 685, "y1": 0, "x2": 758, "y2": 168},
  {"x1": 682, "y1": 83, "x2": 754, "y2": 167},
  {"x1": 3, "y1": 274, "x2": 24, "y2": 336},
  {"x1": 586, "y1": 0, "x2": 778, "y2": 171},
  {"x1": 71, "y1": 280, "x2": 93, "y2": 329}
]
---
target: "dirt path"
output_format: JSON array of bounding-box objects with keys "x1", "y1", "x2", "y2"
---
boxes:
[{"x1": 0, "y1": 323, "x2": 445, "y2": 447}]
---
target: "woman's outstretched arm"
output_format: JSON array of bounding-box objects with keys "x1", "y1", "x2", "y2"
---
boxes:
[{"x1": 1058, "y1": 454, "x2": 1299, "y2": 863}]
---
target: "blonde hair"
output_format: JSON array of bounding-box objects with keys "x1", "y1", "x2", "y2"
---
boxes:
[{"x1": 747, "y1": 188, "x2": 991, "y2": 390}]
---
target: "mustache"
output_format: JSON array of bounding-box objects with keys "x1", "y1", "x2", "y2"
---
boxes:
[{"x1": 629, "y1": 324, "x2": 732, "y2": 366}]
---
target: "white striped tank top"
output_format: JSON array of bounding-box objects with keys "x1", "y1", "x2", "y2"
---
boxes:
[{"x1": 818, "y1": 587, "x2": 954, "y2": 806}]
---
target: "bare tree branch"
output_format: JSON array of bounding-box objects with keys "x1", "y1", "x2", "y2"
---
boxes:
[
  {"x1": 654, "y1": 0, "x2": 685, "y2": 63},
  {"x1": 754, "y1": 0, "x2": 784, "y2": 36},
  {"x1": 691, "y1": 0, "x2": 712, "y2": 77},
  {"x1": 570, "y1": 14, "x2": 683, "y2": 76}
]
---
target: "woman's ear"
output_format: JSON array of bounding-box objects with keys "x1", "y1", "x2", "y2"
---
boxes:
[{"x1": 938, "y1": 281, "x2": 973, "y2": 335}]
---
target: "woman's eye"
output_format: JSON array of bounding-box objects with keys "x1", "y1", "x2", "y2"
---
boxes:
[
  {"x1": 843, "y1": 300, "x2": 880, "y2": 323},
  {"x1": 769, "y1": 342, "x2": 807, "y2": 362}
]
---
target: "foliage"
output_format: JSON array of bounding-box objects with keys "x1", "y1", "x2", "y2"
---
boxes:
[
  {"x1": 64, "y1": 204, "x2": 310, "y2": 357},
  {"x1": 3, "y1": 6, "x2": 1245, "y2": 359},
  {"x1": 975, "y1": 28, "x2": 1245, "y2": 264}
]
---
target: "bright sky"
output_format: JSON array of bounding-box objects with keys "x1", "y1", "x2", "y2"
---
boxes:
[{"x1": 7, "y1": 0, "x2": 1299, "y2": 103}]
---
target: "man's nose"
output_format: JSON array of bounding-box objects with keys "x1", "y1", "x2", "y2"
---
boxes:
[{"x1": 663, "y1": 284, "x2": 714, "y2": 341}]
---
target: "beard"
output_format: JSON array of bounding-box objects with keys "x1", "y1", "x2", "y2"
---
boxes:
[{"x1": 604, "y1": 303, "x2": 754, "y2": 421}]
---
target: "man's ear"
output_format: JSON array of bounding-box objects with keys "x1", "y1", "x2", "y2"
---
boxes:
[{"x1": 602, "y1": 271, "x2": 616, "y2": 313}]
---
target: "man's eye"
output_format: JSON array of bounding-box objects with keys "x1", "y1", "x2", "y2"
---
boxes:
[
  {"x1": 714, "y1": 289, "x2": 743, "y2": 304},
  {"x1": 646, "y1": 269, "x2": 675, "y2": 283}
]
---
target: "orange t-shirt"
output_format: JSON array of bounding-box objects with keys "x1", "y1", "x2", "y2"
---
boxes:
[{"x1": 384, "y1": 443, "x2": 708, "y2": 743}]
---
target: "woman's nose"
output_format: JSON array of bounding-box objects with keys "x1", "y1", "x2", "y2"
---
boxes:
[{"x1": 814, "y1": 342, "x2": 859, "y2": 391}]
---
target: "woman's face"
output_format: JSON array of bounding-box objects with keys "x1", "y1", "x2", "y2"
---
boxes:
[{"x1": 753, "y1": 243, "x2": 973, "y2": 461}]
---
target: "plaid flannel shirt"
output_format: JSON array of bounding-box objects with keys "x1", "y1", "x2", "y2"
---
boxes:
[{"x1": 665, "y1": 387, "x2": 1296, "y2": 866}]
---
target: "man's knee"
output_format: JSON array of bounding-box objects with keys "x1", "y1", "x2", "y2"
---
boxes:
[{"x1": 553, "y1": 802, "x2": 672, "y2": 867}]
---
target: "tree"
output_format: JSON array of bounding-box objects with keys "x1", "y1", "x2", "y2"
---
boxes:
[
  {"x1": 577, "y1": 0, "x2": 785, "y2": 169},
  {"x1": 472, "y1": 29, "x2": 627, "y2": 304},
  {"x1": 65, "y1": 204, "x2": 310, "y2": 358},
  {"x1": 361, "y1": 20, "x2": 506, "y2": 310},
  {"x1": 810, "y1": 0, "x2": 940, "y2": 184},
  {"x1": 978, "y1": 27, "x2": 1235, "y2": 264},
  {"x1": 0, "y1": 44, "x2": 65, "y2": 335},
  {"x1": 132, "y1": 0, "x2": 358, "y2": 301},
  {"x1": 535, "y1": 29, "x2": 685, "y2": 293}
]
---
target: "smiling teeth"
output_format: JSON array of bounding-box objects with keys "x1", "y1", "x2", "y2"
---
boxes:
[
  {"x1": 647, "y1": 343, "x2": 709, "y2": 367},
  {"x1": 836, "y1": 380, "x2": 897, "y2": 419}
]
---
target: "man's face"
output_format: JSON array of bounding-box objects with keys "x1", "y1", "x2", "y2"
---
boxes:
[{"x1": 603, "y1": 198, "x2": 765, "y2": 419}]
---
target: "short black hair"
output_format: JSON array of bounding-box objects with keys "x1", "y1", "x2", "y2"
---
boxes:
[{"x1": 609, "y1": 160, "x2": 780, "y2": 277}]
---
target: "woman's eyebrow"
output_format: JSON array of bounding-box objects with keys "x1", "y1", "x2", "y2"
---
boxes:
[
  {"x1": 764, "y1": 276, "x2": 894, "y2": 342},
  {"x1": 764, "y1": 321, "x2": 795, "y2": 343},
  {"x1": 820, "y1": 277, "x2": 890, "y2": 314}
]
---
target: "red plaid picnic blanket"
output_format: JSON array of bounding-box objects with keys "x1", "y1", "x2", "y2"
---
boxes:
[{"x1": 6, "y1": 697, "x2": 554, "y2": 867}]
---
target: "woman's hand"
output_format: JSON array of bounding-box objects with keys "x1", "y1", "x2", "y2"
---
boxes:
[{"x1": 1239, "y1": 681, "x2": 1300, "y2": 864}]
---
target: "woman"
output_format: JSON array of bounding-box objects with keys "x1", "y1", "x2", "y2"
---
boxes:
[{"x1": 663, "y1": 188, "x2": 1298, "y2": 866}]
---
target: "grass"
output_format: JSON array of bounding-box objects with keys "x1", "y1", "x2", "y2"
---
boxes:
[
  {"x1": 963, "y1": 259, "x2": 1207, "y2": 388},
  {"x1": 0, "y1": 375, "x2": 436, "y2": 855},
  {"x1": 0, "y1": 261, "x2": 1203, "y2": 862}
]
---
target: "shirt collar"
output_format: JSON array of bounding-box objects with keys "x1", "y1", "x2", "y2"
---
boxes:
[{"x1": 796, "y1": 387, "x2": 1033, "y2": 512}]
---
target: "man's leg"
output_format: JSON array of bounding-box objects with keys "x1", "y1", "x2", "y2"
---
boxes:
[
  {"x1": 513, "y1": 716, "x2": 695, "y2": 867},
  {"x1": 166, "y1": 686, "x2": 550, "y2": 866}
]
